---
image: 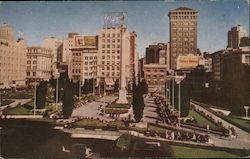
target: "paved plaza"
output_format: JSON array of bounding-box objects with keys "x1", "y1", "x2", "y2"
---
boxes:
[{"x1": 71, "y1": 96, "x2": 117, "y2": 119}]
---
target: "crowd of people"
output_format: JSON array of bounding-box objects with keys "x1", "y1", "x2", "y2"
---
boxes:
[{"x1": 154, "y1": 96, "x2": 178, "y2": 126}]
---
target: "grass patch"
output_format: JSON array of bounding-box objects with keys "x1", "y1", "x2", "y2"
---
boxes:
[
  {"x1": 188, "y1": 109, "x2": 222, "y2": 131},
  {"x1": 170, "y1": 145, "x2": 241, "y2": 158},
  {"x1": 105, "y1": 108, "x2": 128, "y2": 114},
  {"x1": 148, "y1": 125, "x2": 167, "y2": 133},
  {"x1": 0, "y1": 99, "x2": 15, "y2": 106},
  {"x1": 5, "y1": 101, "x2": 34, "y2": 115},
  {"x1": 106, "y1": 103, "x2": 131, "y2": 109},
  {"x1": 225, "y1": 116, "x2": 250, "y2": 132},
  {"x1": 74, "y1": 118, "x2": 106, "y2": 127}
]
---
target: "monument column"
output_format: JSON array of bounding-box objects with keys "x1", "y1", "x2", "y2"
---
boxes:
[{"x1": 117, "y1": 26, "x2": 128, "y2": 104}]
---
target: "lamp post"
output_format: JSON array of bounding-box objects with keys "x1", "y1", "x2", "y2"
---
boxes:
[
  {"x1": 244, "y1": 106, "x2": 249, "y2": 119},
  {"x1": 33, "y1": 78, "x2": 37, "y2": 117},
  {"x1": 175, "y1": 74, "x2": 185, "y2": 127},
  {"x1": 79, "y1": 79, "x2": 81, "y2": 99},
  {"x1": 55, "y1": 71, "x2": 60, "y2": 111}
]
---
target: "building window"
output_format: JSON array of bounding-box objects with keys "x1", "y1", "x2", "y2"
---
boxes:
[
  {"x1": 102, "y1": 56, "x2": 105, "y2": 59},
  {"x1": 27, "y1": 72, "x2": 30, "y2": 76},
  {"x1": 33, "y1": 61, "x2": 37, "y2": 64},
  {"x1": 117, "y1": 56, "x2": 120, "y2": 59},
  {"x1": 33, "y1": 72, "x2": 36, "y2": 76},
  {"x1": 107, "y1": 50, "x2": 110, "y2": 54},
  {"x1": 102, "y1": 45, "x2": 105, "y2": 48},
  {"x1": 102, "y1": 34, "x2": 105, "y2": 37},
  {"x1": 107, "y1": 33, "x2": 110, "y2": 37}
]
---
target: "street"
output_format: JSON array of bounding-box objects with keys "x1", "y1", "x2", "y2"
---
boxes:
[
  {"x1": 71, "y1": 96, "x2": 117, "y2": 119},
  {"x1": 142, "y1": 96, "x2": 158, "y2": 123}
]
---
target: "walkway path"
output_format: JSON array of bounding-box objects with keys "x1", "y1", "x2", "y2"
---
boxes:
[
  {"x1": 71, "y1": 96, "x2": 117, "y2": 119},
  {"x1": 142, "y1": 96, "x2": 158, "y2": 123},
  {"x1": 191, "y1": 101, "x2": 250, "y2": 150}
]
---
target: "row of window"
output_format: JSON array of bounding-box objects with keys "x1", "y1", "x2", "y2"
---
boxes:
[
  {"x1": 101, "y1": 61, "x2": 120, "y2": 65},
  {"x1": 102, "y1": 50, "x2": 120, "y2": 54},
  {"x1": 146, "y1": 79, "x2": 165, "y2": 85},
  {"x1": 101, "y1": 72, "x2": 120, "y2": 77},
  {"x1": 102, "y1": 33, "x2": 120, "y2": 38},
  {"x1": 171, "y1": 16, "x2": 197, "y2": 20},
  {"x1": 102, "y1": 44, "x2": 120, "y2": 49},
  {"x1": 172, "y1": 21, "x2": 196, "y2": 26},
  {"x1": 102, "y1": 55, "x2": 120, "y2": 60},
  {"x1": 102, "y1": 39, "x2": 120, "y2": 43},
  {"x1": 101, "y1": 66, "x2": 120, "y2": 71},
  {"x1": 145, "y1": 69, "x2": 165, "y2": 73},
  {"x1": 172, "y1": 42, "x2": 195, "y2": 46},
  {"x1": 146, "y1": 74, "x2": 165, "y2": 79},
  {"x1": 27, "y1": 61, "x2": 37, "y2": 64}
]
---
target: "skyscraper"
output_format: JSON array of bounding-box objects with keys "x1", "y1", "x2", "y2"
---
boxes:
[
  {"x1": 168, "y1": 7, "x2": 198, "y2": 69},
  {"x1": 227, "y1": 25, "x2": 247, "y2": 49}
]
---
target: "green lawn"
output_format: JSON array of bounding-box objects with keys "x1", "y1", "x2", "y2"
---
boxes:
[
  {"x1": 105, "y1": 108, "x2": 128, "y2": 114},
  {"x1": 74, "y1": 118, "x2": 106, "y2": 127},
  {"x1": 148, "y1": 125, "x2": 167, "y2": 133},
  {"x1": 6, "y1": 103, "x2": 33, "y2": 115},
  {"x1": 0, "y1": 99, "x2": 15, "y2": 106},
  {"x1": 5, "y1": 101, "x2": 55, "y2": 115},
  {"x1": 188, "y1": 109, "x2": 221, "y2": 131},
  {"x1": 170, "y1": 145, "x2": 241, "y2": 158},
  {"x1": 225, "y1": 116, "x2": 250, "y2": 132},
  {"x1": 106, "y1": 103, "x2": 131, "y2": 109}
]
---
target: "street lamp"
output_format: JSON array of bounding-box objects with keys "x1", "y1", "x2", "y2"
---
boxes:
[
  {"x1": 55, "y1": 71, "x2": 60, "y2": 111},
  {"x1": 33, "y1": 77, "x2": 37, "y2": 117},
  {"x1": 244, "y1": 106, "x2": 249, "y2": 119},
  {"x1": 175, "y1": 74, "x2": 185, "y2": 127}
]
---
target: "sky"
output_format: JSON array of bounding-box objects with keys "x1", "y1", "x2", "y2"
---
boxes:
[{"x1": 0, "y1": 0, "x2": 249, "y2": 57}]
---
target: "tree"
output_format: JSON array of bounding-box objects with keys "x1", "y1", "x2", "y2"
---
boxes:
[
  {"x1": 114, "y1": 79, "x2": 119, "y2": 92},
  {"x1": 132, "y1": 81, "x2": 145, "y2": 122},
  {"x1": 36, "y1": 81, "x2": 48, "y2": 109},
  {"x1": 140, "y1": 79, "x2": 148, "y2": 94},
  {"x1": 62, "y1": 79, "x2": 75, "y2": 118}
]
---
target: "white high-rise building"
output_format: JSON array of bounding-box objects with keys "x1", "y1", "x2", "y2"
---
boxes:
[
  {"x1": 0, "y1": 23, "x2": 27, "y2": 88},
  {"x1": 97, "y1": 27, "x2": 132, "y2": 91},
  {"x1": 42, "y1": 37, "x2": 63, "y2": 77}
]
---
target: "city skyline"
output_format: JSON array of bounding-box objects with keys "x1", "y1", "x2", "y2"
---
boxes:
[{"x1": 0, "y1": 0, "x2": 249, "y2": 57}]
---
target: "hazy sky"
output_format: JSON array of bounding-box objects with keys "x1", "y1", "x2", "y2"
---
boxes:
[{"x1": 0, "y1": 0, "x2": 249, "y2": 57}]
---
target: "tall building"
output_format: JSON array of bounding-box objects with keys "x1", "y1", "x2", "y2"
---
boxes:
[
  {"x1": 42, "y1": 37, "x2": 63, "y2": 76},
  {"x1": 145, "y1": 43, "x2": 167, "y2": 64},
  {"x1": 0, "y1": 23, "x2": 27, "y2": 88},
  {"x1": 227, "y1": 25, "x2": 247, "y2": 49},
  {"x1": 97, "y1": 27, "x2": 133, "y2": 91},
  {"x1": 168, "y1": 7, "x2": 198, "y2": 69},
  {"x1": 26, "y1": 46, "x2": 53, "y2": 83},
  {"x1": 69, "y1": 35, "x2": 98, "y2": 85}
]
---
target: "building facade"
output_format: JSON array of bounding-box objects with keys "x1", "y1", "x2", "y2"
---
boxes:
[
  {"x1": 0, "y1": 24, "x2": 27, "y2": 88},
  {"x1": 69, "y1": 35, "x2": 98, "y2": 85},
  {"x1": 144, "y1": 64, "x2": 167, "y2": 95},
  {"x1": 26, "y1": 46, "x2": 53, "y2": 83},
  {"x1": 42, "y1": 37, "x2": 63, "y2": 76},
  {"x1": 97, "y1": 27, "x2": 133, "y2": 90},
  {"x1": 227, "y1": 25, "x2": 247, "y2": 49},
  {"x1": 168, "y1": 7, "x2": 198, "y2": 69}
]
